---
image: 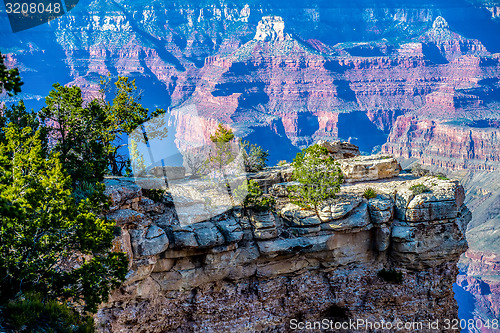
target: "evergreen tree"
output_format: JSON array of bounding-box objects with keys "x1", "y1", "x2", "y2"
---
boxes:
[
  {"x1": 240, "y1": 139, "x2": 269, "y2": 172},
  {"x1": 0, "y1": 68, "x2": 134, "y2": 330},
  {"x1": 288, "y1": 144, "x2": 344, "y2": 217},
  {"x1": 207, "y1": 123, "x2": 240, "y2": 205},
  {"x1": 208, "y1": 123, "x2": 236, "y2": 174},
  {"x1": 39, "y1": 77, "x2": 167, "y2": 180},
  {"x1": 0, "y1": 51, "x2": 23, "y2": 96},
  {"x1": 0, "y1": 122, "x2": 127, "y2": 316},
  {"x1": 95, "y1": 76, "x2": 167, "y2": 175},
  {"x1": 39, "y1": 84, "x2": 108, "y2": 184}
]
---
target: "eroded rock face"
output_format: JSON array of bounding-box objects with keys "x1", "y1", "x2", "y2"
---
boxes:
[
  {"x1": 382, "y1": 116, "x2": 500, "y2": 171},
  {"x1": 97, "y1": 170, "x2": 470, "y2": 332},
  {"x1": 254, "y1": 16, "x2": 286, "y2": 42}
]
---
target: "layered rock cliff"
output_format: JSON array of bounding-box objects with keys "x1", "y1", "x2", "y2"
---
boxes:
[
  {"x1": 166, "y1": 14, "x2": 500, "y2": 166},
  {"x1": 382, "y1": 116, "x2": 500, "y2": 171},
  {"x1": 451, "y1": 170, "x2": 500, "y2": 330},
  {"x1": 395, "y1": 162, "x2": 500, "y2": 330},
  {"x1": 97, "y1": 155, "x2": 470, "y2": 332}
]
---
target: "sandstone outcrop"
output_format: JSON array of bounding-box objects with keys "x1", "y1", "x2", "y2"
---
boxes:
[
  {"x1": 97, "y1": 161, "x2": 470, "y2": 332},
  {"x1": 339, "y1": 155, "x2": 402, "y2": 182},
  {"x1": 316, "y1": 139, "x2": 360, "y2": 159}
]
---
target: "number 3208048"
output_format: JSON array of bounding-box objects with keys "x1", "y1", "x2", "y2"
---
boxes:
[{"x1": 6, "y1": 2, "x2": 61, "y2": 14}]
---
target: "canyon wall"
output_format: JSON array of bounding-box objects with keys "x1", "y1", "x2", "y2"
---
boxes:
[
  {"x1": 382, "y1": 116, "x2": 500, "y2": 171},
  {"x1": 97, "y1": 160, "x2": 470, "y2": 332}
]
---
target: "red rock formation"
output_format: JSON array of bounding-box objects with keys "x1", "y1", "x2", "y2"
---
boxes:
[
  {"x1": 458, "y1": 250, "x2": 500, "y2": 330},
  {"x1": 382, "y1": 116, "x2": 500, "y2": 171}
]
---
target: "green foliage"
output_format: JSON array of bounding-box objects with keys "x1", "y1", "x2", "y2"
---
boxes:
[
  {"x1": 435, "y1": 174, "x2": 449, "y2": 180},
  {"x1": 0, "y1": 66, "x2": 130, "y2": 329},
  {"x1": 363, "y1": 187, "x2": 377, "y2": 199},
  {"x1": 98, "y1": 76, "x2": 166, "y2": 175},
  {"x1": 277, "y1": 160, "x2": 288, "y2": 166},
  {"x1": 73, "y1": 181, "x2": 100, "y2": 203},
  {"x1": 206, "y1": 123, "x2": 240, "y2": 206},
  {"x1": 0, "y1": 123, "x2": 128, "y2": 314},
  {"x1": 0, "y1": 101, "x2": 39, "y2": 143},
  {"x1": 142, "y1": 188, "x2": 166, "y2": 203},
  {"x1": 378, "y1": 269, "x2": 403, "y2": 284},
  {"x1": 2, "y1": 292, "x2": 94, "y2": 332},
  {"x1": 288, "y1": 144, "x2": 343, "y2": 216},
  {"x1": 240, "y1": 139, "x2": 269, "y2": 172},
  {"x1": 410, "y1": 184, "x2": 431, "y2": 195},
  {"x1": 39, "y1": 77, "x2": 166, "y2": 180},
  {"x1": 233, "y1": 179, "x2": 275, "y2": 212},
  {"x1": 39, "y1": 83, "x2": 110, "y2": 184},
  {"x1": 129, "y1": 139, "x2": 146, "y2": 176},
  {"x1": 208, "y1": 123, "x2": 236, "y2": 174},
  {"x1": 0, "y1": 51, "x2": 23, "y2": 96}
]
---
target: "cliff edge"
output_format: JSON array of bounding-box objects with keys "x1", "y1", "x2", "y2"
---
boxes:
[{"x1": 96, "y1": 152, "x2": 470, "y2": 332}]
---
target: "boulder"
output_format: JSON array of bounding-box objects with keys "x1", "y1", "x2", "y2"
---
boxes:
[
  {"x1": 319, "y1": 198, "x2": 362, "y2": 222},
  {"x1": 339, "y1": 155, "x2": 401, "y2": 182},
  {"x1": 316, "y1": 140, "x2": 360, "y2": 159},
  {"x1": 249, "y1": 169, "x2": 283, "y2": 192},
  {"x1": 172, "y1": 225, "x2": 199, "y2": 248},
  {"x1": 320, "y1": 202, "x2": 371, "y2": 231},
  {"x1": 107, "y1": 209, "x2": 147, "y2": 226},
  {"x1": 104, "y1": 178, "x2": 142, "y2": 207},
  {"x1": 280, "y1": 203, "x2": 322, "y2": 227},
  {"x1": 249, "y1": 211, "x2": 277, "y2": 229},
  {"x1": 215, "y1": 218, "x2": 244, "y2": 243},
  {"x1": 368, "y1": 195, "x2": 394, "y2": 225},
  {"x1": 192, "y1": 222, "x2": 226, "y2": 248},
  {"x1": 369, "y1": 209, "x2": 393, "y2": 225},
  {"x1": 395, "y1": 181, "x2": 463, "y2": 222},
  {"x1": 130, "y1": 225, "x2": 170, "y2": 257}
]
